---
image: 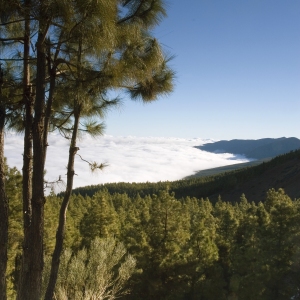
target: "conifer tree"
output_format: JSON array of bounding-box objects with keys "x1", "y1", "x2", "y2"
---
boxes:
[
  {"x1": 213, "y1": 199, "x2": 239, "y2": 299},
  {"x1": 143, "y1": 190, "x2": 190, "y2": 298},
  {"x1": 261, "y1": 189, "x2": 299, "y2": 299},
  {"x1": 231, "y1": 197, "x2": 264, "y2": 299},
  {"x1": 80, "y1": 193, "x2": 119, "y2": 247},
  {"x1": 120, "y1": 194, "x2": 151, "y2": 257},
  {"x1": 184, "y1": 197, "x2": 219, "y2": 298},
  {"x1": 1, "y1": 1, "x2": 174, "y2": 298}
]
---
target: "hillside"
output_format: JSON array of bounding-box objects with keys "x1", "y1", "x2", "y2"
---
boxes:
[
  {"x1": 207, "y1": 153, "x2": 300, "y2": 203},
  {"x1": 185, "y1": 159, "x2": 269, "y2": 179},
  {"x1": 195, "y1": 137, "x2": 300, "y2": 159},
  {"x1": 72, "y1": 149, "x2": 300, "y2": 203}
]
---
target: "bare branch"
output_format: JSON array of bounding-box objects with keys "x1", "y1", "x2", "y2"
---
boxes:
[
  {"x1": 0, "y1": 58, "x2": 36, "y2": 61},
  {"x1": 0, "y1": 18, "x2": 35, "y2": 26},
  {"x1": 0, "y1": 37, "x2": 24, "y2": 42}
]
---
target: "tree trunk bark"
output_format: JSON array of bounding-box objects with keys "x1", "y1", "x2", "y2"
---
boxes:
[
  {"x1": 17, "y1": 14, "x2": 48, "y2": 299},
  {"x1": 45, "y1": 109, "x2": 80, "y2": 300},
  {"x1": 0, "y1": 69, "x2": 8, "y2": 300},
  {"x1": 42, "y1": 68, "x2": 56, "y2": 170},
  {"x1": 45, "y1": 38, "x2": 83, "y2": 299},
  {"x1": 18, "y1": 90, "x2": 33, "y2": 298},
  {"x1": 17, "y1": 1, "x2": 33, "y2": 295},
  {"x1": 29, "y1": 31, "x2": 46, "y2": 300}
]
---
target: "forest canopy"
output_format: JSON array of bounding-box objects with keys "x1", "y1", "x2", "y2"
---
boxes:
[{"x1": 5, "y1": 162, "x2": 300, "y2": 299}]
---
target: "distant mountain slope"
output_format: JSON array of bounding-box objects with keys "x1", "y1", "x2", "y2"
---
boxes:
[
  {"x1": 208, "y1": 152, "x2": 300, "y2": 203},
  {"x1": 177, "y1": 149, "x2": 300, "y2": 203},
  {"x1": 196, "y1": 137, "x2": 300, "y2": 159},
  {"x1": 185, "y1": 159, "x2": 270, "y2": 179}
]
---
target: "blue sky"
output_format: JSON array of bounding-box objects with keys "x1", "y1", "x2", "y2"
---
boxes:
[{"x1": 105, "y1": 0, "x2": 300, "y2": 140}]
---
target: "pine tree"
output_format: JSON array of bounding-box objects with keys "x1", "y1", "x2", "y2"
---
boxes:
[
  {"x1": 213, "y1": 199, "x2": 239, "y2": 299},
  {"x1": 183, "y1": 197, "x2": 219, "y2": 298},
  {"x1": 80, "y1": 193, "x2": 119, "y2": 247},
  {"x1": 142, "y1": 190, "x2": 190, "y2": 298},
  {"x1": 1, "y1": 1, "x2": 174, "y2": 298},
  {"x1": 230, "y1": 197, "x2": 264, "y2": 299},
  {"x1": 261, "y1": 189, "x2": 299, "y2": 299}
]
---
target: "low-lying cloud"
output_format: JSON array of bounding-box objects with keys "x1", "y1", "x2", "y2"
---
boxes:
[{"x1": 4, "y1": 133, "x2": 249, "y2": 192}]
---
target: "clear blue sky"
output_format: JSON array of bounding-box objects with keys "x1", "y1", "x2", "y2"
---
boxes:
[{"x1": 105, "y1": 0, "x2": 300, "y2": 140}]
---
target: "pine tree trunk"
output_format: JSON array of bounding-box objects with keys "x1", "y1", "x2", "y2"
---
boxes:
[
  {"x1": 18, "y1": 2, "x2": 33, "y2": 296},
  {"x1": 0, "y1": 73, "x2": 8, "y2": 300},
  {"x1": 16, "y1": 2, "x2": 35, "y2": 297},
  {"x1": 43, "y1": 72, "x2": 55, "y2": 167},
  {"x1": 17, "y1": 18, "x2": 47, "y2": 299},
  {"x1": 18, "y1": 92, "x2": 33, "y2": 298},
  {"x1": 45, "y1": 38, "x2": 83, "y2": 298},
  {"x1": 45, "y1": 110, "x2": 80, "y2": 300},
  {"x1": 29, "y1": 31, "x2": 46, "y2": 300}
]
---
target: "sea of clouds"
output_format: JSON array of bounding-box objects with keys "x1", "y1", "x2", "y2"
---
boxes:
[{"x1": 4, "y1": 133, "x2": 249, "y2": 192}]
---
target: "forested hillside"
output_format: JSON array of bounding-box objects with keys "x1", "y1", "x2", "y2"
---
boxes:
[
  {"x1": 6, "y1": 161, "x2": 300, "y2": 299},
  {"x1": 185, "y1": 158, "x2": 270, "y2": 179},
  {"x1": 72, "y1": 149, "x2": 300, "y2": 203}
]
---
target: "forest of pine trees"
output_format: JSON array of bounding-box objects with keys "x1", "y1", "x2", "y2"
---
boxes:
[{"x1": 5, "y1": 161, "x2": 300, "y2": 299}]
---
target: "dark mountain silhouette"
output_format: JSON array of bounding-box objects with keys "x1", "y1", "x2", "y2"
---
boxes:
[{"x1": 195, "y1": 137, "x2": 300, "y2": 159}]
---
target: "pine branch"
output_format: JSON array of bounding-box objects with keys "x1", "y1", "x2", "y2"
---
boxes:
[
  {"x1": 76, "y1": 153, "x2": 108, "y2": 172},
  {"x1": 118, "y1": 0, "x2": 144, "y2": 24}
]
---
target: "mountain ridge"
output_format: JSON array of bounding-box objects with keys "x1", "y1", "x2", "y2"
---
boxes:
[{"x1": 196, "y1": 137, "x2": 300, "y2": 159}]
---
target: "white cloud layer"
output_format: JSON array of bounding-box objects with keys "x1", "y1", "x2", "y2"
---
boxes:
[{"x1": 4, "y1": 133, "x2": 249, "y2": 192}]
